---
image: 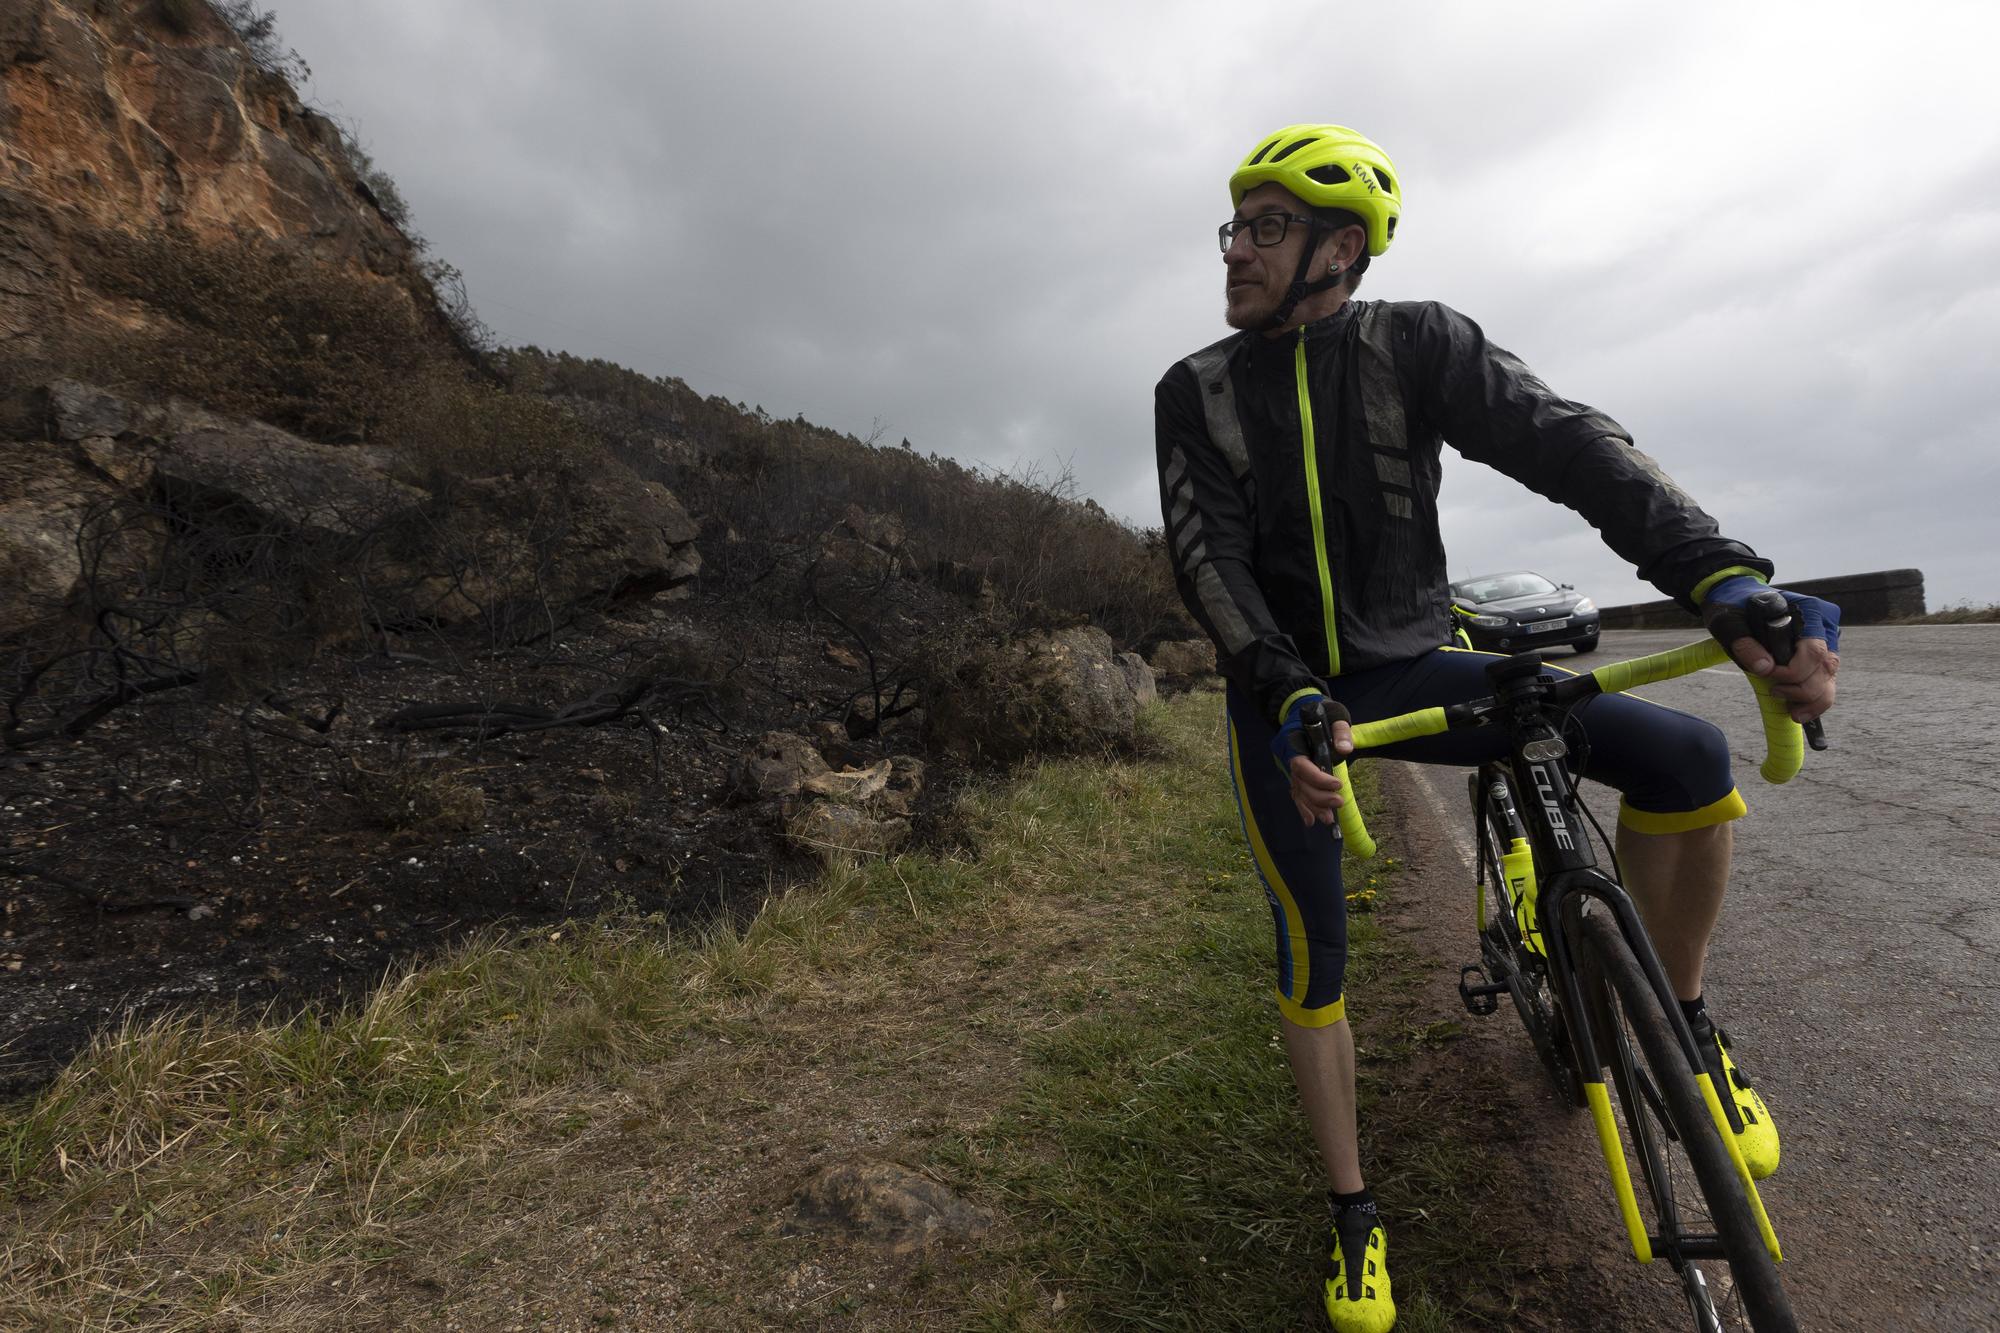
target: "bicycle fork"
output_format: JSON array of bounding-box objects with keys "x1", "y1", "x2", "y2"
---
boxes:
[{"x1": 1546, "y1": 870, "x2": 1784, "y2": 1268}]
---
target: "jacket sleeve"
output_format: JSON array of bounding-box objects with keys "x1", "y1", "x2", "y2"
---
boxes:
[
  {"x1": 1405, "y1": 301, "x2": 1773, "y2": 607},
  {"x1": 1156, "y1": 361, "x2": 1323, "y2": 722}
]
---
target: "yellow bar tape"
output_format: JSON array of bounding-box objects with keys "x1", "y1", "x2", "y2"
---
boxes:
[
  {"x1": 1589, "y1": 639, "x2": 1804, "y2": 785},
  {"x1": 1748, "y1": 673, "x2": 1804, "y2": 784},
  {"x1": 1349, "y1": 706, "x2": 1449, "y2": 751},
  {"x1": 1333, "y1": 761, "x2": 1375, "y2": 859},
  {"x1": 1335, "y1": 708, "x2": 1447, "y2": 858},
  {"x1": 1328, "y1": 635, "x2": 1808, "y2": 860},
  {"x1": 1588, "y1": 638, "x2": 1727, "y2": 692},
  {"x1": 1585, "y1": 1082, "x2": 1653, "y2": 1263}
]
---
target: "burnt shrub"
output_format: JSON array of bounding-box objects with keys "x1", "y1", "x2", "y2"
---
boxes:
[
  {"x1": 499, "y1": 347, "x2": 1192, "y2": 650},
  {"x1": 27, "y1": 227, "x2": 599, "y2": 488},
  {"x1": 65, "y1": 226, "x2": 440, "y2": 442},
  {"x1": 348, "y1": 756, "x2": 488, "y2": 834},
  {"x1": 380, "y1": 364, "x2": 605, "y2": 483}
]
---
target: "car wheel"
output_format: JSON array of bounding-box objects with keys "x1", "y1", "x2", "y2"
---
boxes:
[{"x1": 1574, "y1": 634, "x2": 1599, "y2": 655}]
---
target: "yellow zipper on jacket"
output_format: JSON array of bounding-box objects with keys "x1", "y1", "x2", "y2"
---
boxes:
[{"x1": 1294, "y1": 327, "x2": 1341, "y2": 676}]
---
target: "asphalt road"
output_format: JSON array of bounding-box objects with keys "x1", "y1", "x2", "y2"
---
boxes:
[{"x1": 1396, "y1": 625, "x2": 2000, "y2": 1332}]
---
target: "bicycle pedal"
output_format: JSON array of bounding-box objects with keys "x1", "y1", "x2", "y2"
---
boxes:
[{"x1": 1458, "y1": 964, "x2": 1505, "y2": 1016}]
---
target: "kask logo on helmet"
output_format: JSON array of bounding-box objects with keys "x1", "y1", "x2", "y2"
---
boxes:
[{"x1": 1353, "y1": 162, "x2": 1378, "y2": 194}]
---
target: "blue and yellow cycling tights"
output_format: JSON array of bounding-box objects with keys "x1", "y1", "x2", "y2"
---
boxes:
[{"x1": 1226, "y1": 647, "x2": 1744, "y2": 1028}]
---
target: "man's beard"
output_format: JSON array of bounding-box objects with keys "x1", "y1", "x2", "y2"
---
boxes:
[{"x1": 1223, "y1": 289, "x2": 1271, "y2": 331}]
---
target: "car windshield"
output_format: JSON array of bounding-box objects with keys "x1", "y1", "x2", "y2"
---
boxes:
[{"x1": 1457, "y1": 572, "x2": 1559, "y2": 603}]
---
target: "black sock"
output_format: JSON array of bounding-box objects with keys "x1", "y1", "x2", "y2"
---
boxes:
[
  {"x1": 1329, "y1": 1187, "x2": 1376, "y2": 1216},
  {"x1": 1680, "y1": 995, "x2": 1708, "y2": 1029}
]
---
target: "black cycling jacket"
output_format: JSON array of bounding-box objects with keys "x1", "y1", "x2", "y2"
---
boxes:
[{"x1": 1156, "y1": 299, "x2": 1773, "y2": 724}]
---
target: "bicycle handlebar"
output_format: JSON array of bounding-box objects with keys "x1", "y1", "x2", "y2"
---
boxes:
[
  {"x1": 1348, "y1": 706, "x2": 1450, "y2": 750},
  {"x1": 1331, "y1": 638, "x2": 1809, "y2": 859},
  {"x1": 1588, "y1": 639, "x2": 1803, "y2": 784},
  {"x1": 1586, "y1": 639, "x2": 1727, "y2": 695}
]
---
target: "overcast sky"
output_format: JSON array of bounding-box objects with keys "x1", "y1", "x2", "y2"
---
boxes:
[{"x1": 262, "y1": 0, "x2": 1999, "y2": 610}]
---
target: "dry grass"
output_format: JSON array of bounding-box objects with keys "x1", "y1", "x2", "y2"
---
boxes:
[
  {"x1": 0, "y1": 695, "x2": 1493, "y2": 1330},
  {"x1": 1892, "y1": 602, "x2": 2000, "y2": 624}
]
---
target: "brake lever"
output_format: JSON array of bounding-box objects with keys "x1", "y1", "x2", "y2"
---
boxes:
[
  {"x1": 1302, "y1": 710, "x2": 1335, "y2": 773},
  {"x1": 1745, "y1": 589, "x2": 1829, "y2": 751}
]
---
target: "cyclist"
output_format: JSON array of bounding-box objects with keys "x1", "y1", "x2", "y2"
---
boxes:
[{"x1": 1154, "y1": 124, "x2": 1839, "y2": 1331}]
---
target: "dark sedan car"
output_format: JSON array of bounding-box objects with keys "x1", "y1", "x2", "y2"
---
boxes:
[{"x1": 1449, "y1": 570, "x2": 1601, "y2": 654}]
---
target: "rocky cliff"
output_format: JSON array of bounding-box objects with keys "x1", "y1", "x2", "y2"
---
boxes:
[{"x1": 0, "y1": 0, "x2": 432, "y2": 351}]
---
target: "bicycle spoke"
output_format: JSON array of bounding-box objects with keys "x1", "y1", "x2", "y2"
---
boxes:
[{"x1": 1631, "y1": 1061, "x2": 1676, "y2": 1143}]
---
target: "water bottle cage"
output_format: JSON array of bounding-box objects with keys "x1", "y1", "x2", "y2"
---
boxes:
[{"x1": 1501, "y1": 839, "x2": 1545, "y2": 957}]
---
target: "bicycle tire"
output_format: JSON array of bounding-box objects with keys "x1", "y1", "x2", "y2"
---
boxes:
[{"x1": 1572, "y1": 906, "x2": 1796, "y2": 1333}]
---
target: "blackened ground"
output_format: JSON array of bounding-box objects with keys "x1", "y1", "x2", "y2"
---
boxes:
[{"x1": 0, "y1": 531, "x2": 988, "y2": 1096}]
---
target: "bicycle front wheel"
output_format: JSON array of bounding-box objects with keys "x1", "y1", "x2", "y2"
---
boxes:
[{"x1": 1572, "y1": 907, "x2": 1796, "y2": 1333}]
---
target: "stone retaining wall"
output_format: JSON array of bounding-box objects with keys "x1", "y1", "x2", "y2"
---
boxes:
[{"x1": 1598, "y1": 569, "x2": 1925, "y2": 629}]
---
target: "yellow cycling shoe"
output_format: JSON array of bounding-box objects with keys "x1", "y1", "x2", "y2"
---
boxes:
[
  {"x1": 1324, "y1": 1202, "x2": 1395, "y2": 1333},
  {"x1": 1694, "y1": 1017, "x2": 1780, "y2": 1180}
]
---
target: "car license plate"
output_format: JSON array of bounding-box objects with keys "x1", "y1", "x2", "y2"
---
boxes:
[{"x1": 1527, "y1": 618, "x2": 1566, "y2": 633}]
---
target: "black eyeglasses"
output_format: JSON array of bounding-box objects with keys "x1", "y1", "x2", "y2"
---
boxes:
[{"x1": 1218, "y1": 212, "x2": 1319, "y2": 252}]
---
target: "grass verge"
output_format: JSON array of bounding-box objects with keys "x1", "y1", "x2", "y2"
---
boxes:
[
  {"x1": 928, "y1": 726, "x2": 1491, "y2": 1331},
  {"x1": 1891, "y1": 603, "x2": 2000, "y2": 623},
  {"x1": 1, "y1": 690, "x2": 1507, "y2": 1330}
]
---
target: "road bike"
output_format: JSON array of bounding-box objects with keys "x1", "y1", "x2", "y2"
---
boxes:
[{"x1": 1318, "y1": 594, "x2": 1817, "y2": 1332}]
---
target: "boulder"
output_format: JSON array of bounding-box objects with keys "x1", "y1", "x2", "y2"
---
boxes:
[
  {"x1": 877, "y1": 754, "x2": 926, "y2": 817},
  {"x1": 800, "y1": 757, "x2": 892, "y2": 804},
  {"x1": 3, "y1": 383, "x2": 712, "y2": 652},
  {"x1": 0, "y1": 439, "x2": 132, "y2": 630},
  {"x1": 839, "y1": 503, "x2": 904, "y2": 551},
  {"x1": 1117, "y1": 651, "x2": 1158, "y2": 706},
  {"x1": 813, "y1": 505, "x2": 913, "y2": 589},
  {"x1": 732, "y1": 736, "x2": 925, "y2": 864},
  {"x1": 781, "y1": 754, "x2": 924, "y2": 864},
  {"x1": 733, "y1": 731, "x2": 831, "y2": 801},
  {"x1": 784, "y1": 801, "x2": 911, "y2": 863},
  {"x1": 1148, "y1": 638, "x2": 1217, "y2": 677},
  {"x1": 429, "y1": 465, "x2": 702, "y2": 607},
  {"x1": 926, "y1": 624, "x2": 1148, "y2": 763},
  {"x1": 48, "y1": 379, "x2": 164, "y2": 445},
  {"x1": 818, "y1": 533, "x2": 908, "y2": 586},
  {"x1": 807, "y1": 718, "x2": 852, "y2": 756},
  {"x1": 929, "y1": 559, "x2": 994, "y2": 605},
  {"x1": 786, "y1": 1159, "x2": 993, "y2": 1255},
  {"x1": 1044, "y1": 625, "x2": 1141, "y2": 738},
  {"x1": 153, "y1": 400, "x2": 427, "y2": 539}
]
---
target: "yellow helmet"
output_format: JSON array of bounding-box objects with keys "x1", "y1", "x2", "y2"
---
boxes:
[{"x1": 1229, "y1": 124, "x2": 1402, "y2": 257}]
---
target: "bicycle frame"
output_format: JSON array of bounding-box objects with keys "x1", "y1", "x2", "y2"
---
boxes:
[
  {"x1": 1479, "y1": 662, "x2": 1785, "y2": 1268},
  {"x1": 1338, "y1": 642, "x2": 1795, "y2": 1280}
]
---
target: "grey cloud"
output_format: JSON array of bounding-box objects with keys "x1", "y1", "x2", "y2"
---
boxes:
[{"x1": 266, "y1": 0, "x2": 2000, "y2": 607}]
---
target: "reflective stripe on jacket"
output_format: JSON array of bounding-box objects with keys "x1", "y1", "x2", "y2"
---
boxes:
[{"x1": 1155, "y1": 299, "x2": 1773, "y2": 723}]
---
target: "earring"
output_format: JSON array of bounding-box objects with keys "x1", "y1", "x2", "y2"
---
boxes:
[{"x1": 1329, "y1": 262, "x2": 1342, "y2": 276}]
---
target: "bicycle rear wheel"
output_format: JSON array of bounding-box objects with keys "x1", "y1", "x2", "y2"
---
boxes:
[{"x1": 1572, "y1": 906, "x2": 1796, "y2": 1333}]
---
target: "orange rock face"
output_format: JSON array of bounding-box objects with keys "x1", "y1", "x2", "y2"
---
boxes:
[{"x1": 0, "y1": 0, "x2": 426, "y2": 347}]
